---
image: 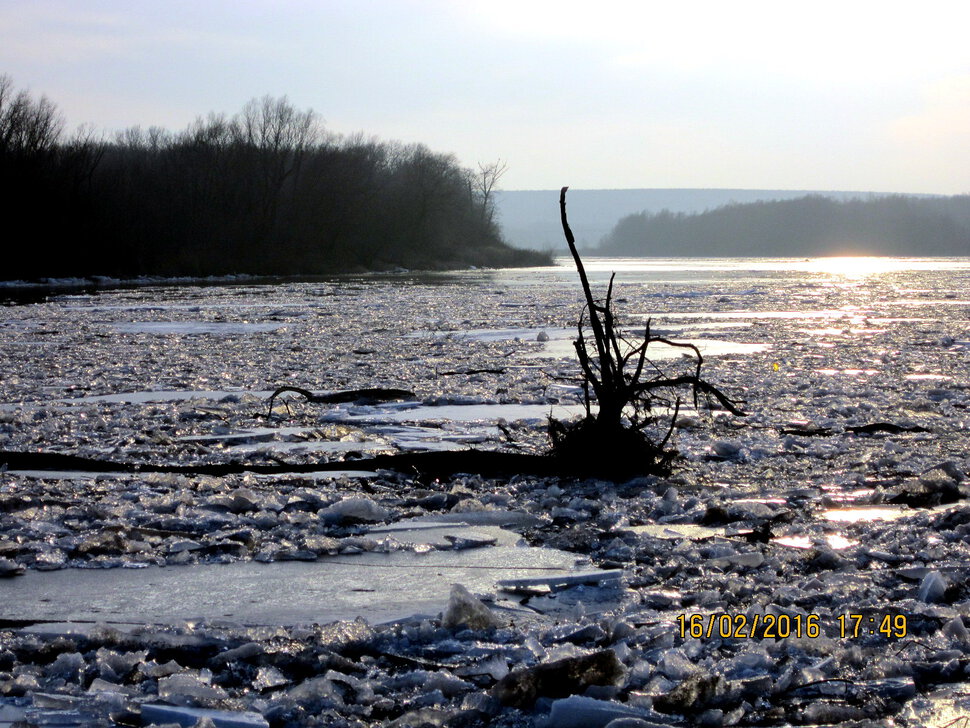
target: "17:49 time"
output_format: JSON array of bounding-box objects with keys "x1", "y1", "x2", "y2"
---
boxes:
[{"x1": 837, "y1": 613, "x2": 908, "y2": 639}]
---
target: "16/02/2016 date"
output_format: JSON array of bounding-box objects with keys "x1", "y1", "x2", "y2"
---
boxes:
[{"x1": 676, "y1": 613, "x2": 908, "y2": 640}]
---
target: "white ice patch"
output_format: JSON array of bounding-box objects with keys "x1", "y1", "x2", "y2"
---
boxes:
[
  {"x1": 533, "y1": 337, "x2": 770, "y2": 361},
  {"x1": 57, "y1": 389, "x2": 273, "y2": 404},
  {"x1": 111, "y1": 322, "x2": 286, "y2": 335}
]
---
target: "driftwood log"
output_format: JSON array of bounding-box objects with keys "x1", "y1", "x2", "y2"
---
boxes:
[
  {"x1": 0, "y1": 449, "x2": 578, "y2": 480},
  {"x1": 266, "y1": 386, "x2": 415, "y2": 417},
  {"x1": 548, "y1": 187, "x2": 745, "y2": 476}
]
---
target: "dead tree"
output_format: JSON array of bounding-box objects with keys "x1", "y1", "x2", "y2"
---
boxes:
[{"x1": 549, "y1": 187, "x2": 745, "y2": 475}]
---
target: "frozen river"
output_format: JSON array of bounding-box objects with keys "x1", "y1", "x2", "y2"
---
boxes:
[{"x1": 3, "y1": 256, "x2": 970, "y2": 726}]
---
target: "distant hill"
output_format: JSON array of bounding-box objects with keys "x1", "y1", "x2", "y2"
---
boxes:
[
  {"x1": 494, "y1": 188, "x2": 934, "y2": 251},
  {"x1": 596, "y1": 194, "x2": 970, "y2": 257}
]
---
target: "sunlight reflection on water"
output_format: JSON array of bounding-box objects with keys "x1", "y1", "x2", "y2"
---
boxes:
[
  {"x1": 821, "y1": 507, "x2": 909, "y2": 522},
  {"x1": 774, "y1": 534, "x2": 859, "y2": 550},
  {"x1": 552, "y1": 256, "x2": 970, "y2": 277}
]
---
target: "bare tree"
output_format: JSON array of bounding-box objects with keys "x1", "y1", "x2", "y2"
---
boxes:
[
  {"x1": 0, "y1": 74, "x2": 63, "y2": 157},
  {"x1": 473, "y1": 158, "x2": 508, "y2": 226},
  {"x1": 235, "y1": 96, "x2": 320, "y2": 241}
]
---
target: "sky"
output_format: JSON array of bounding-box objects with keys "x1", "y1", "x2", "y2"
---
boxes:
[{"x1": 2, "y1": 0, "x2": 969, "y2": 194}]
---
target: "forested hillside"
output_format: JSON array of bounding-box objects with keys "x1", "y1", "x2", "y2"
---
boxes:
[
  {"x1": 0, "y1": 76, "x2": 548, "y2": 280},
  {"x1": 598, "y1": 194, "x2": 970, "y2": 257},
  {"x1": 494, "y1": 188, "x2": 882, "y2": 250}
]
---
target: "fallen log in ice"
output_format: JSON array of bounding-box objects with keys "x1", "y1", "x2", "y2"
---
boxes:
[
  {"x1": 0, "y1": 448, "x2": 640, "y2": 480},
  {"x1": 265, "y1": 385, "x2": 415, "y2": 416}
]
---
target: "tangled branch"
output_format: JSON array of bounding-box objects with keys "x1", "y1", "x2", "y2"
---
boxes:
[{"x1": 549, "y1": 187, "x2": 746, "y2": 476}]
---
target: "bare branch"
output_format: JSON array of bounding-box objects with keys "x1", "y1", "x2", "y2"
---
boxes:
[{"x1": 550, "y1": 187, "x2": 747, "y2": 476}]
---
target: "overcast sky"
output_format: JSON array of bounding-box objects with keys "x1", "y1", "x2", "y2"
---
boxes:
[{"x1": 2, "y1": 0, "x2": 968, "y2": 193}]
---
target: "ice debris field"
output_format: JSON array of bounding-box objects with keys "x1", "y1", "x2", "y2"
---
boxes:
[{"x1": 3, "y1": 257, "x2": 970, "y2": 726}]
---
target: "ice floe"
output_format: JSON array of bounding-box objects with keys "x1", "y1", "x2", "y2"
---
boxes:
[{"x1": 4, "y1": 258, "x2": 970, "y2": 725}]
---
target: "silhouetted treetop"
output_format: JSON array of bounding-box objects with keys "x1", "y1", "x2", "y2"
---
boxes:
[{"x1": 0, "y1": 75, "x2": 548, "y2": 280}]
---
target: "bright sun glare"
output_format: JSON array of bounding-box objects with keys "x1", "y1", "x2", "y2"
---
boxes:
[{"x1": 800, "y1": 257, "x2": 914, "y2": 278}]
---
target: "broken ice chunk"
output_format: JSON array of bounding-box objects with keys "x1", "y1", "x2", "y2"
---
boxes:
[
  {"x1": 442, "y1": 583, "x2": 499, "y2": 631},
  {"x1": 95, "y1": 647, "x2": 147, "y2": 682},
  {"x1": 709, "y1": 551, "x2": 764, "y2": 569},
  {"x1": 386, "y1": 707, "x2": 456, "y2": 727},
  {"x1": 141, "y1": 704, "x2": 269, "y2": 728},
  {"x1": 87, "y1": 677, "x2": 136, "y2": 695},
  {"x1": 918, "y1": 571, "x2": 948, "y2": 603},
  {"x1": 288, "y1": 670, "x2": 376, "y2": 706},
  {"x1": 541, "y1": 695, "x2": 658, "y2": 728},
  {"x1": 712, "y1": 440, "x2": 744, "y2": 459},
  {"x1": 492, "y1": 650, "x2": 624, "y2": 708},
  {"x1": 32, "y1": 548, "x2": 67, "y2": 570},
  {"x1": 253, "y1": 666, "x2": 290, "y2": 690},
  {"x1": 321, "y1": 497, "x2": 391, "y2": 523},
  {"x1": 167, "y1": 539, "x2": 204, "y2": 554},
  {"x1": 207, "y1": 488, "x2": 262, "y2": 514},
  {"x1": 444, "y1": 532, "x2": 498, "y2": 550},
  {"x1": 455, "y1": 654, "x2": 510, "y2": 681},
  {"x1": 658, "y1": 649, "x2": 699, "y2": 681},
  {"x1": 730, "y1": 551, "x2": 765, "y2": 568},
  {"x1": 157, "y1": 672, "x2": 229, "y2": 705},
  {"x1": 801, "y1": 702, "x2": 865, "y2": 723},
  {"x1": 45, "y1": 652, "x2": 86, "y2": 683},
  {"x1": 942, "y1": 616, "x2": 970, "y2": 643},
  {"x1": 654, "y1": 673, "x2": 729, "y2": 714},
  {"x1": 142, "y1": 659, "x2": 184, "y2": 678},
  {"x1": 0, "y1": 558, "x2": 25, "y2": 577},
  {"x1": 211, "y1": 642, "x2": 264, "y2": 665}
]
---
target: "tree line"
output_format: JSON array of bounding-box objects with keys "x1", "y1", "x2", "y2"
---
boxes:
[
  {"x1": 597, "y1": 194, "x2": 970, "y2": 257},
  {"x1": 0, "y1": 76, "x2": 549, "y2": 280}
]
